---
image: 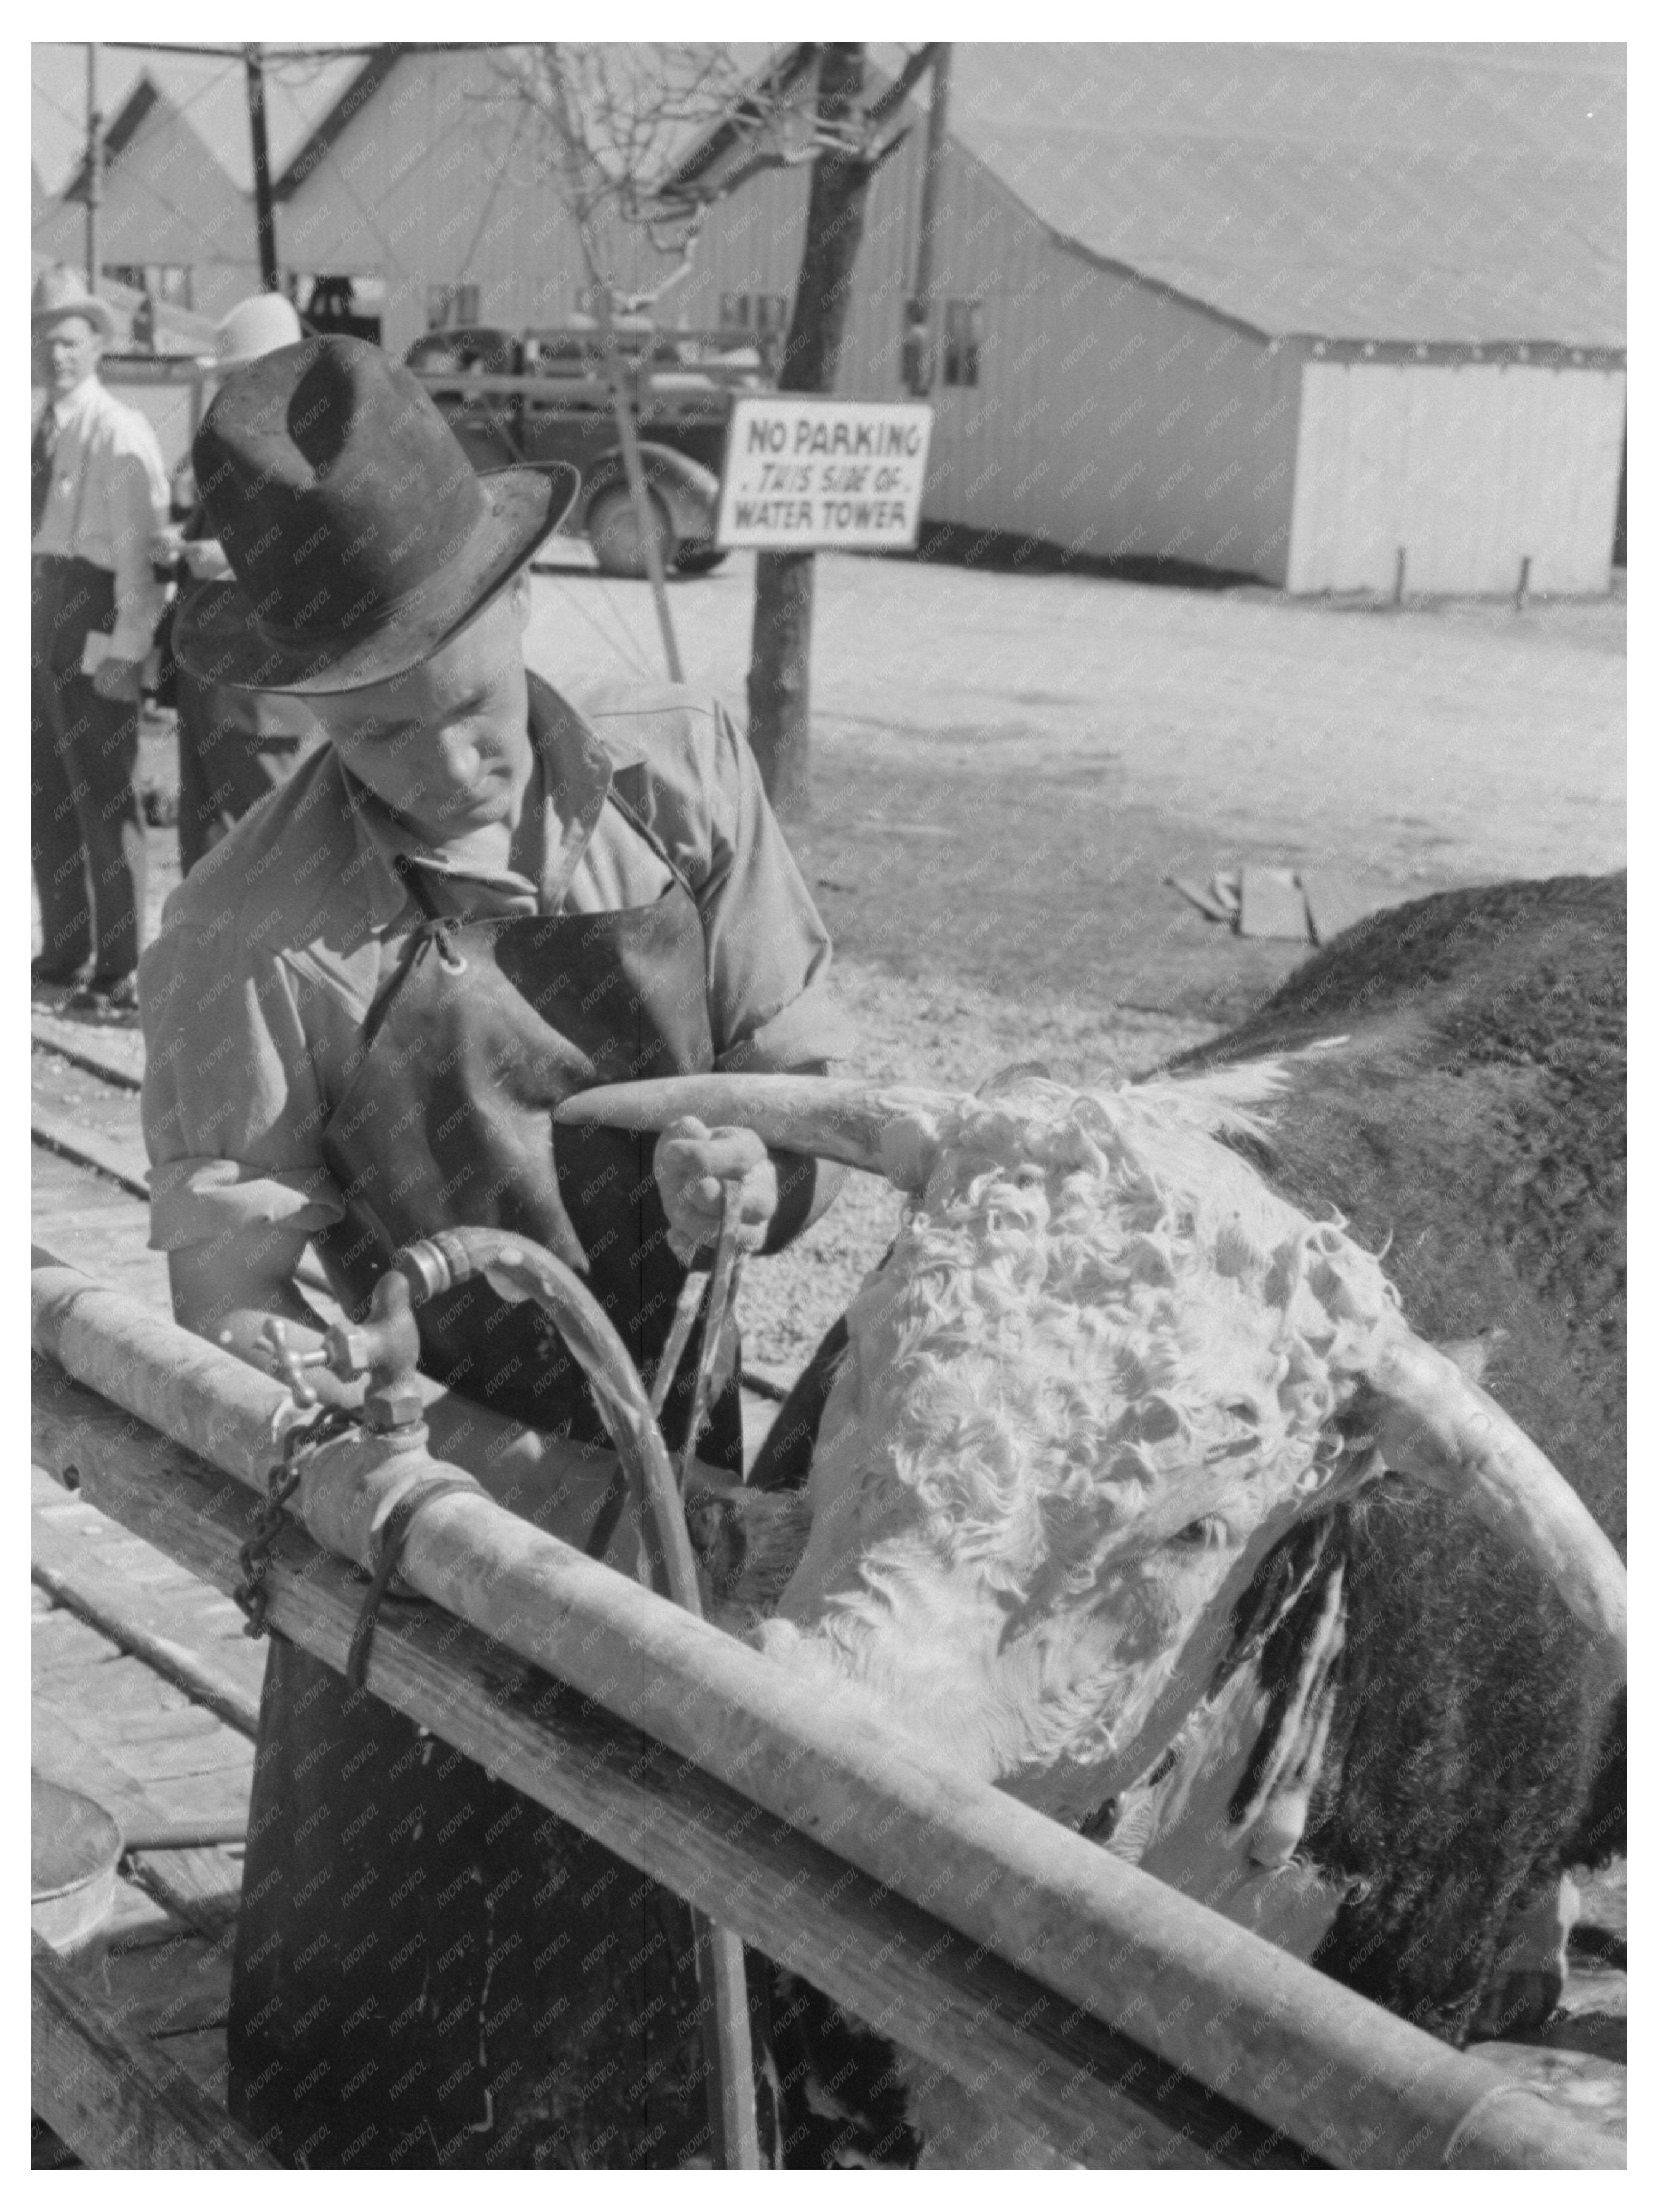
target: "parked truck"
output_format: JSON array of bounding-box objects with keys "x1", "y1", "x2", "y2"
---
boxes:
[{"x1": 404, "y1": 324, "x2": 776, "y2": 578}]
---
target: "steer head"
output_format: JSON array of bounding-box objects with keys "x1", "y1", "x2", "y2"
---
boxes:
[{"x1": 557, "y1": 1069, "x2": 1626, "y2": 1826}]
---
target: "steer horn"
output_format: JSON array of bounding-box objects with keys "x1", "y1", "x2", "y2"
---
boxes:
[
  {"x1": 1357, "y1": 1332, "x2": 1625, "y2": 1661},
  {"x1": 554, "y1": 1076, "x2": 962, "y2": 1192}
]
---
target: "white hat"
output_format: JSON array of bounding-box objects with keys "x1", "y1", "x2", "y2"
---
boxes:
[
  {"x1": 202, "y1": 292, "x2": 303, "y2": 373},
  {"x1": 33, "y1": 263, "x2": 119, "y2": 340}
]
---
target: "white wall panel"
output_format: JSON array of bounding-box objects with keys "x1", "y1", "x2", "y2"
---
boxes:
[{"x1": 1288, "y1": 361, "x2": 1625, "y2": 594}]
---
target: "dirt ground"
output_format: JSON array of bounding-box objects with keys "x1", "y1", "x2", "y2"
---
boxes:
[{"x1": 120, "y1": 546, "x2": 1623, "y2": 1367}]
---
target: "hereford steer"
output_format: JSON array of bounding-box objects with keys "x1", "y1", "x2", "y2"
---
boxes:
[{"x1": 557, "y1": 872, "x2": 1625, "y2": 2160}]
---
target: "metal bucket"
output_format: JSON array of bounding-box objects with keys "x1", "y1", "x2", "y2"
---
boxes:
[{"x1": 33, "y1": 1774, "x2": 122, "y2": 1962}]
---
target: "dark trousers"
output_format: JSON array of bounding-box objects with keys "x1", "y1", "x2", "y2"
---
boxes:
[
  {"x1": 174, "y1": 663, "x2": 315, "y2": 876},
  {"x1": 31, "y1": 556, "x2": 148, "y2": 983}
]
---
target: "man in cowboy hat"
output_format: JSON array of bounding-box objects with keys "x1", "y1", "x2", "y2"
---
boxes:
[
  {"x1": 31, "y1": 263, "x2": 170, "y2": 1016},
  {"x1": 140, "y1": 334, "x2": 852, "y2": 2166},
  {"x1": 153, "y1": 290, "x2": 321, "y2": 872}
]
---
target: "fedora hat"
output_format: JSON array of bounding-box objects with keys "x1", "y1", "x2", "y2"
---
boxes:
[
  {"x1": 33, "y1": 263, "x2": 119, "y2": 340},
  {"x1": 199, "y1": 290, "x2": 303, "y2": 373},
  {"x1": 174, "y1": 335, "x2": 579, "y2": 694}
]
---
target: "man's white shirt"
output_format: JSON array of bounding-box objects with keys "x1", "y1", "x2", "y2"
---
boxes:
[{"x1": 33, "y1": 374, "x2": 170, "y2": 660}]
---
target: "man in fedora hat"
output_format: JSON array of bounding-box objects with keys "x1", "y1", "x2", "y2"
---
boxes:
[
  {"x1": 31, "y1": 263, "x2": 170, "y2": 1016},
  {"x1": 140, "y1": 335, "x2": 853, "y2": 2165},
  {"x1": 153, "y1": 290, "x2": 321, "y2": 872}
]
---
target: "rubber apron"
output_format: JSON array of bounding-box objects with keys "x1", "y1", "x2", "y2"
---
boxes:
[{"x1": 229, "y1": 788, "x2": 748, "y2": 2168}]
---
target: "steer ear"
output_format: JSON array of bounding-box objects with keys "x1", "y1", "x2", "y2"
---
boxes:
[
  {"x1": 1354, "y1": 1332, "x2": 1625, "y2": 1662},
  {"x1": 553, "y1": 1076, "x2": 961, "y2": 1192}
]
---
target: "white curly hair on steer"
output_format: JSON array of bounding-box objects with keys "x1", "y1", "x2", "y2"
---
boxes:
[{"x1": 751, "y1": 1064, "x2": 1402, "y2": 1815}]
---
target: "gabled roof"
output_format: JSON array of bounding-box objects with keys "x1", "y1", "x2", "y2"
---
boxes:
[
  {"x1": 33, "y1": 44, "x2": 374, "y2": 197},
  {"x1": 944, "y1": 44, "x2": 1624, "y2": 349},
  {"x1": 272, "y1": 44, "x2": 411, "y2": 199},
  {"x1": 58, "y1": 74, "x2": 164, "y2": 201},
  {"x1": 35, "y1": 70, "x2": 251, "y2": 266}
]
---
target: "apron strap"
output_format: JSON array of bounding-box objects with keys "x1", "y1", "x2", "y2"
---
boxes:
[{"x1": 360, "y1": 772, "x2": 702, "y2": 1047}]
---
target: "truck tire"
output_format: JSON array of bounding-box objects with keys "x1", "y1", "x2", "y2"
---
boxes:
[
  {"x1": 674, "y1": 543, "x2": 729, "y2": 576},
  {"x1": 586, "y1": 485, "x2": 677, "y2": 580}
]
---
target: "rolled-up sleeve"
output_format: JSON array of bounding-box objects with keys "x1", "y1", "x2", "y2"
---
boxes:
[
  {"x1": 583, "y1": 682, "x2": 858, "y2": 1070},
  {"x1": 139, "y1": 905, "x2": 346, "y2": 1254}
]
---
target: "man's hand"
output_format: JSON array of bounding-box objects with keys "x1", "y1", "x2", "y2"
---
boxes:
[
  {"x1": 90, "y1": 653, "x2": 145, "y2": 703},
  {"x1": 654, "y1": 1116, "x2": 778, "y2": 1264}
]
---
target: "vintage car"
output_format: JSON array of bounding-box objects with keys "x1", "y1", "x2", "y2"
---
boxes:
[{"x1": 404, "y1": 323, "x2": 774, "y2": 578}]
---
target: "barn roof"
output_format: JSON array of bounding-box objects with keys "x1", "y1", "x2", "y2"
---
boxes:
[
  {"x1": 272, "y1": 44, "x2": 412, "y2": 199},
  {"x1": 35, "y1": 72, "x2": 252, "y2": 272},
  {"x1": 944, "y1": 43, "x2": 1625, "y2": 349},
  {"x1": 57, "y1": 75, "x2": 165, "y2": 202}
]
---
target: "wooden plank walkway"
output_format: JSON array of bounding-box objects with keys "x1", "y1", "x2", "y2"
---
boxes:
[{"x1": 33, "y1": 1034, "x2": 259, "y2": 2161}]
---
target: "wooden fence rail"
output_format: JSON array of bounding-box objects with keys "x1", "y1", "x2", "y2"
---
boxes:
[{"x1": 31, "y1": 1254, "x2": 1619, "y2": 2171}]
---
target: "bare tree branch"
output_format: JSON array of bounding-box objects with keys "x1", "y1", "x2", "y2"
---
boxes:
[
  {"x1": 865, "y1": 43, "x2": 939, "y2": 126},
  {"x1": 489, "y1": 42, "x2": 936, "y2": 319}
]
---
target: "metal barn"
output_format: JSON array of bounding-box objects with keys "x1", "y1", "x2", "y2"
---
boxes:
[{"x1": 233, "y1": 44, "x2": 1628, "y2": 593}]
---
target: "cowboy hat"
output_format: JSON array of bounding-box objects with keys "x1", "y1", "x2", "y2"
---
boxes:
[
  {"x1": 32, "y1": 263, "x2": 119, "y2": 340},
  {"x1": 199, "y1": 290, "x2": 303, "y2": 373},
  {"x1": 174, "y1": 335, "x2": 580, "y2": 695}
]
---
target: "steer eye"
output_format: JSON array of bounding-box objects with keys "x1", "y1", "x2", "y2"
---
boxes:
[{"x1": 1171, "y1": 1515, "x2": 1228, "y2": 1550}]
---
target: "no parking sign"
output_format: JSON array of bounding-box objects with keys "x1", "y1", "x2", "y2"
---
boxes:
[{"x1": 715, "y1": 397, "x2": 934, "y2": 551}]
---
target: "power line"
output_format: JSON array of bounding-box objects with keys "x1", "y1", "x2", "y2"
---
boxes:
[
  {"x1": 31, "y1": 74, "x2": 87, "y2": 135},
  {"x1": 104, "y1": 42, "x2": 384, "y2": 60}
]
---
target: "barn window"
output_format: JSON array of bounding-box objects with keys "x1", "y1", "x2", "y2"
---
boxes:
[
  {"x1": 426, "y1": 282, "x2": 481, "y2": 331},
  {"x1": 944, "y1": 298, "x2": 982, "y2": 387},
  {"x1": 720, "y1": 291, "x2": 789, "y2": 335}
]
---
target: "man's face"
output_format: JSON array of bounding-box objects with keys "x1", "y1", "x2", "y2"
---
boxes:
[
  {"x1": 34, "y1": 316, "x2": 102, "y2": 397},
  {"x1": 319, "y1": 575, "x2": 536, "y2": 848}
]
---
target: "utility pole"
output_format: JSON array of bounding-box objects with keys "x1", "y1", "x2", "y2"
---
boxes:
[
  {"x1": 84, "y1": 43, "x2": 103, "y2": 293},
  {"x1": 904, "y1": 42, "x2": 952, "y2": 395},
  {"x1": 245, "y1": 43, "x2": 279, "y2": 290}
]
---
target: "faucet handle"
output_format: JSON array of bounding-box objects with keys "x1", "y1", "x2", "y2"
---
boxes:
[{"x1": 258, "y1": 1317, "x2": 331, "y2": 1410}]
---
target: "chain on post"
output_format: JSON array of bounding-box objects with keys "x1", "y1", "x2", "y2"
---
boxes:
[{"x1": 234, "y1": 1410, "x2": 357, "y2": 1639}]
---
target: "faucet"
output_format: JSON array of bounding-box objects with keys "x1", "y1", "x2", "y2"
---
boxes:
[{"x1": 260, "y1": 1268, "x2": 427, "y2": 1435}]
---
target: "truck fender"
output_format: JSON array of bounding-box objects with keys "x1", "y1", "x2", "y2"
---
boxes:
[{"x1": 580, "y1": 442, "x2": 721, "y2": 542}]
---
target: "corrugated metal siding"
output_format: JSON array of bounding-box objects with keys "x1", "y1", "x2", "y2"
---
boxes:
[{"x1": 1286, "y1": 359, "x2": 1626, "y2": 594}]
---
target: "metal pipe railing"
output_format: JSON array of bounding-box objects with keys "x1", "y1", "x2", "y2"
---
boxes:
[
  {"x1": 36, "y1": 1351, "x2": 1282, "y2": 2168},
  {"x1": 31, "y1": 1254, "x2": 1621, "y2": 2170}
]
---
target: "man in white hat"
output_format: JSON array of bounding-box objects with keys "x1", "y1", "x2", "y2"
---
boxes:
[
  {"x1": 31, "y1": 263, "x2": 170, "y2": 1016},
  {"x1": 154, "y1": 291, "x2": 319, "y2": 872}
]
